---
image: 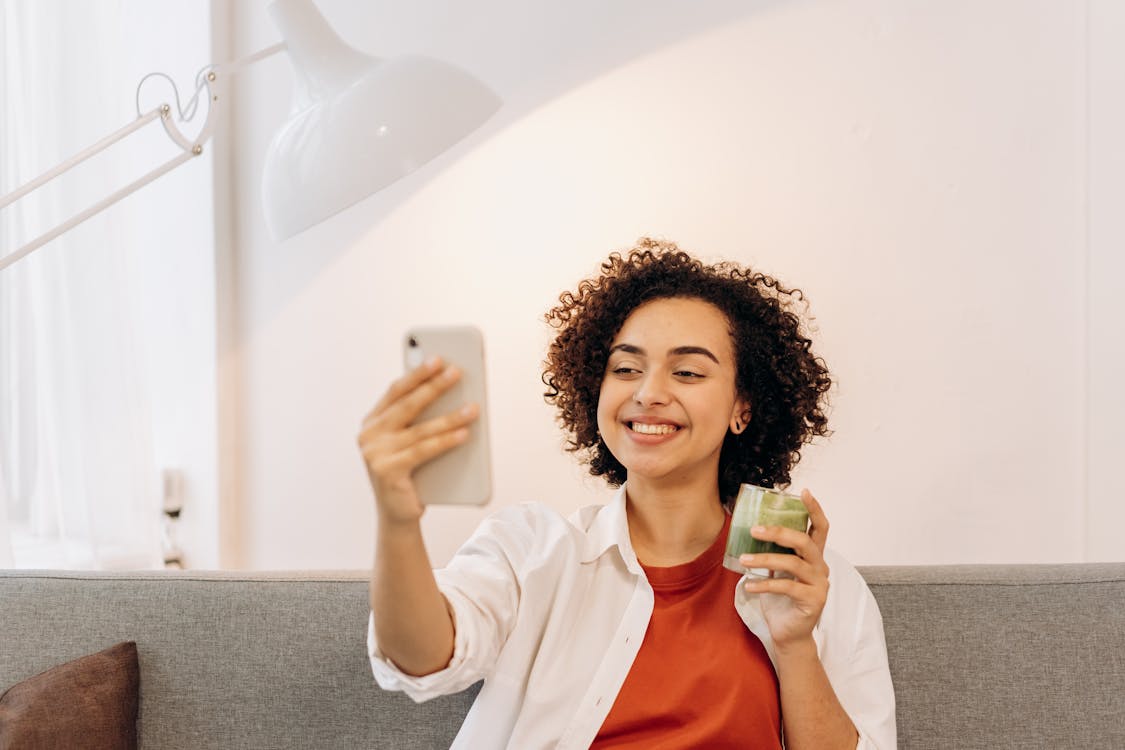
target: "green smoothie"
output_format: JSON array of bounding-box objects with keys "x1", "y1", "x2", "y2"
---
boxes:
[{"x1": 723, "y1": 484, "x2": 809, "y2": 574}]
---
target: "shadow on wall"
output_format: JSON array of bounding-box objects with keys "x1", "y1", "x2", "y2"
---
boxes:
[{"x1": 237, "y1": 0, "x2": 795, "y2": 316}]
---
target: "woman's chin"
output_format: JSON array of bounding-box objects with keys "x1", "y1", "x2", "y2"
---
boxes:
[
  {"x1": 621, "y1": 456, "x2": 724, "y2": 490},
  {"x1": 621, "y1": 463, "x2": 686, "y2": 486}
]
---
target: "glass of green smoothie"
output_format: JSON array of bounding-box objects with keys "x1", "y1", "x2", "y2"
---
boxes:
[{"x1": 723, "y1": 484, "x2": 810, "y2": 576}]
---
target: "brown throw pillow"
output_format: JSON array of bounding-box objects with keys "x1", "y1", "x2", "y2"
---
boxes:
[{"x1": 0, "y1": 641, "x2": 139, "y2": 750}]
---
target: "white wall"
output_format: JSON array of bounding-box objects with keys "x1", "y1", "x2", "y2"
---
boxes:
[
  {"x1": 219, "y1": 0, "x2": 1122, "y2": 570},
  {"x1": 1087, "y1": 0, "x2": 1125, "y2": 562}
]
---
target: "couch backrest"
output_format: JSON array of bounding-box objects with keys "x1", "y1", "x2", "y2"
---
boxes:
[
  {"x1": 863, "y1": 562, "x2": 1125, "y2": 750},
  {"x1": 1, "y1": 564, "x2": 1122, "y2": 749},
  {"x1": 0, "y1": 571, "x2": 476, "y2": 749}
]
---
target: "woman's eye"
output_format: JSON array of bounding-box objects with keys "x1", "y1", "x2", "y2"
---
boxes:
[
  {"x1": 675, "y1": 370, "x2": 703, "y2": 378},
  {"x1": 613, "y1": 366, "x2": 640, "y2": 375}
]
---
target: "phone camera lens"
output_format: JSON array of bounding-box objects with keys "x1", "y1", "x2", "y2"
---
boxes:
[{"x1": 408, "y1": 336, "x2": 418, "y2": 348}]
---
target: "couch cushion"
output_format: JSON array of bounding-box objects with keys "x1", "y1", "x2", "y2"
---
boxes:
[
  {"x1": 860, "y1": 563, "x2": 1125, "y2": 750},
  {"x1": 0, "y1": 640, "x2": 139, "y2": 750}
]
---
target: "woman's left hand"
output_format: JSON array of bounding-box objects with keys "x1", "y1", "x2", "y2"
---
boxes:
[{"x1": 739, "y1": 488, "x2": 830, "y2": 651}]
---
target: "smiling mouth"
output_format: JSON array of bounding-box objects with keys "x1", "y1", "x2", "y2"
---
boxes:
[{"x1": 629, "y1": 422, "x2": 680, "y2": 436}]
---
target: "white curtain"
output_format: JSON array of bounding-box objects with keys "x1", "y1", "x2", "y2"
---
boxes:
[{"x1": 0, "y1": 1, "x2": 161, "y2": 569}]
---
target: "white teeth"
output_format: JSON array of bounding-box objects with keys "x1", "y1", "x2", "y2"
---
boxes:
[{"x1": 631, "y1": 422, "x2": 678, "y2": 435}]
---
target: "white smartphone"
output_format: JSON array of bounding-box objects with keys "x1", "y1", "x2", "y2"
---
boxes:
[{"x1": 403, "y1": 325, "x2": 492, "y2": 506}]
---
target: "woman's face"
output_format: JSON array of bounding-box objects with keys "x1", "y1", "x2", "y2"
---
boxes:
[{"x1": 596, "y1": 296, "x2": 748, "y2": 489}]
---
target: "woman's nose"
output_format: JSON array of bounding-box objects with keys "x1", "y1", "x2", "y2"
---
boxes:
[{"x1": 633, "y1": 372, "x2": 670, "y2": 406}]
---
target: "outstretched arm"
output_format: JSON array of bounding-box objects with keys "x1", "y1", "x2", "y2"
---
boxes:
[{"x1": 360, "y1": 357, "x2": 479, "y2": 676}]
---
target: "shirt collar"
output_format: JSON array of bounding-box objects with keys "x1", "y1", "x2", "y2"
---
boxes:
[{"x1": 578, "y1": 484, "x2": 644, "y2": 575}]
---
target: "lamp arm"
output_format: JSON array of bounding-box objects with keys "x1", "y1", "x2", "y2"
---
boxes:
[{"x1": 0, "y1": 42, "x2": 286, "y2": 273}]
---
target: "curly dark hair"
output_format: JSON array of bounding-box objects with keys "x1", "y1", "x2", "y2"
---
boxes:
[{"x1": 542, "y1": 237, "x2": 832, "y2": 507}]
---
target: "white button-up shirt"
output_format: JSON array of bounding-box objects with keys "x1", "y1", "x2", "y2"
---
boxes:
[{"x1": 368, "y1": 487, "x2": 897, "y2": 749}]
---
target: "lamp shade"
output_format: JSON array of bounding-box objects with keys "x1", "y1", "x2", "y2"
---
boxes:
[{"x1": 261, "y1": 0, "x2": 501, "y2": 241}]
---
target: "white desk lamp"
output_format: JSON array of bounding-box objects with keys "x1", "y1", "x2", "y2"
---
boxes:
[{"x1": 0, "y1": 0, "x2": 501, "y2": 272}]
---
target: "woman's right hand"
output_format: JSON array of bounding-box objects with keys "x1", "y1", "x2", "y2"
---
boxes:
[{"x1": 358, "y1": 357, "x2": 480, "y2": 525}]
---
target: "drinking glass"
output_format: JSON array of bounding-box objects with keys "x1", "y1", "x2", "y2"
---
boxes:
[{"x1": 723, "y1": 484, "x2": 809, "y2": 576}]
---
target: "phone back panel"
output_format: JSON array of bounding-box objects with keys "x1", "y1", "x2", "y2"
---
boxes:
[{"x1": 404, "y1": 326, "x2": 491, "y2": 506}]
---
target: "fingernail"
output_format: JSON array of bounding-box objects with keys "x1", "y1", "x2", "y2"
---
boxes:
[
  {"x1": 751, "y1": 525, "x2": 765, "y2": 535},
  {"x1": 740, "y1": 554, "x2": 756, "y2": 565}
]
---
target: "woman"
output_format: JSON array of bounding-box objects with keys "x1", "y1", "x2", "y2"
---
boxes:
[{"x1": 360, "y1": 238, "x2": 896, "y2": 749}]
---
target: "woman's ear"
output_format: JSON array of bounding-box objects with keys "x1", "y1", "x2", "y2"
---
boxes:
[{"x1": 730, "y1": 400, "x2": 752, "y2": 435}]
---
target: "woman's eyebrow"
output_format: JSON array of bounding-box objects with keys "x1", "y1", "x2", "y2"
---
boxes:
[
  {"x1": 670, "y1": 345, "x2": 720, "y2": 364},
  {"x1": 609, "y1": 343, "x2": 720, "y2": 364}
]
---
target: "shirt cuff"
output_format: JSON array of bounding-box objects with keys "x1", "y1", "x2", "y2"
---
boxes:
[
  {"x1": 366, "y1": 604, "x2": 472, "y2": 703},
  {"x1": 854, "y1": 729, "x2": 888, "y2": 750},
  {"x1": 733, "y1": 574, "x2": 826, "y2": 670}
]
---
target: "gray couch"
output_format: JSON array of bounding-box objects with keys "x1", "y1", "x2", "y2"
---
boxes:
[{"x1": 2, "y1": 564, "x2": 1122, "y2": 749}]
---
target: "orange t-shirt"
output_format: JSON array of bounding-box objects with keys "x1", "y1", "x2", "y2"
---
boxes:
[{"x1": 591, "y1": 513, "x2": 782, "y2": 749}]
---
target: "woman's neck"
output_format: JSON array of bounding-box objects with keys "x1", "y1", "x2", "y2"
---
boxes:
[{"x1": 625, "y1": 476, "x2": 727, "y2": 567}]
